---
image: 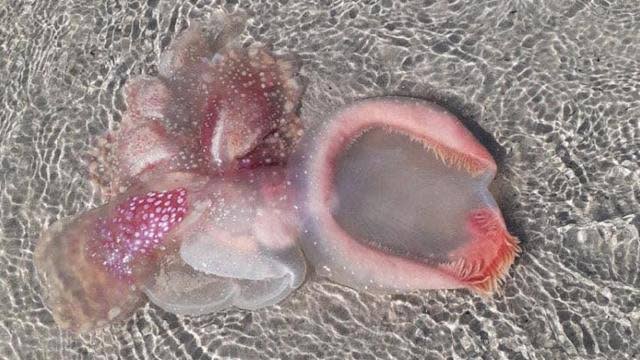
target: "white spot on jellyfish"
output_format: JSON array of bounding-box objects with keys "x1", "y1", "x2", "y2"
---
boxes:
[{"x1": 108, "y1": 307, "x2": 121, "y2": 320}]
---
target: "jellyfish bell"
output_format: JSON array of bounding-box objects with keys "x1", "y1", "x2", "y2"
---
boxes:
[{"x1": 292, "y1": 97, "x2": 519, "y2": 293}]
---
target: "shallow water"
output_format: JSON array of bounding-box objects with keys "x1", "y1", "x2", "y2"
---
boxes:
[{"x1": 1, "y1": 0, "x2": 639, "y2": 359}]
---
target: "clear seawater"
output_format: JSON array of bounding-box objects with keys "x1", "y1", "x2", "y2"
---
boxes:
[{"x1": 1, "y1": 0, "x2": 639, "y2": 359}]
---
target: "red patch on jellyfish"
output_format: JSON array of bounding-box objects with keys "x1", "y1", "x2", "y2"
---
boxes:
[
  {"x1": 198, "y1": 47, "x2": 301, "y2": 170},
  {"x1": 87, "y1": 188, "x2": 189, "y2": 281}
]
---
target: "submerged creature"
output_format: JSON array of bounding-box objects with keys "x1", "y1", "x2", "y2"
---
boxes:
[{"x1": 35, "y1": 12, "x2": 518, "y2": 333}]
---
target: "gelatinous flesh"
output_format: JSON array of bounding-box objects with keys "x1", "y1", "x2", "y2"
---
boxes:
[
  {"x1": 144, "y1": 243, "x2": 305, "y2": 315},
  {"x1": 34, "y1": 172, "x2": 206, "y2": 332},
  {"x1": 89, "y1": 12, "x2": 302, "y2": 199},
  {"x1": 333, "y1": 129, "x2": 481, "y2": 261},
  {"x1": 35, "y1": 10, "x2": 306, "y2": 332},
  {"x1": 89, "y1": 187, "x2": 189, "y2": 279},
  {"x1": 143, "y1": 168, "x2": 306, "y2": 316},
  {"x1": 35, "y1": 11, "x2": 520, "y2": 333},
  {"x1": 293, "y1": 97, "x2": 519, "y2": 293}
]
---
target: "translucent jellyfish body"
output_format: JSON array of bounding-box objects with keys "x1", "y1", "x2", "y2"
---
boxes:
[
  {"x1": 35, "y1": 12, "x2": 520, "y2": 334},
  {"x1": 291, "y1": 97, "x2": 519, "y2": 293}
]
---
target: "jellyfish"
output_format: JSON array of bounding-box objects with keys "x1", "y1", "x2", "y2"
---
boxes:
[{"x1": 35, "y1": 11, "x2": 520, "y2": 334}]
